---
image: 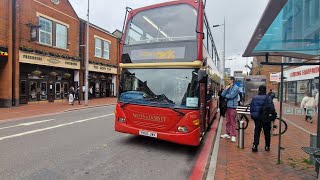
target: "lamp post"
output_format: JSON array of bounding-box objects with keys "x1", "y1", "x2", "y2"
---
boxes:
[
  {"x1": 213, "y1": 18, "x2": 225, "y2": 85},
  {"x1": 84, "y1": 0, "x2": 90, "y2": 106}
]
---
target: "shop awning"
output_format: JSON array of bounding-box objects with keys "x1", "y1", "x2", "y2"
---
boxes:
[{"x1": 243, "y1": 0, "x2": 320, "y2": 60}]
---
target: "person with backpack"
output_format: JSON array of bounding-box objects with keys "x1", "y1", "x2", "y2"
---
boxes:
[
  {"x1": 220, "y1": 76, "x2": 240, "y2": 142},
  {"x1": 300, "y1": 92, "x2": 315, "y2": 123},
  {"x1": 250, "y1": 85, "x2": 276, "y2": 152}
]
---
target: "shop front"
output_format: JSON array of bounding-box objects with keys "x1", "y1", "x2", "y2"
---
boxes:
[
  {"x1": 280, "y1": 65, "x2": 319, "y2": 105},
  {"x1": 88, "y1": 63, "x2": 117, "y2": 98},
  {"x1": 19, "y1": 51, "x2": 80, "y2": 104}
]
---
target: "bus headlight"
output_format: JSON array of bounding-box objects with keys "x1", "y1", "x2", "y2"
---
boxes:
[
  {"x1": 118, "y1": 117, "x2": 126, "y2": 123},
  {"x1": 178, "y1": 126, "x2": 188, "y2": 132}
]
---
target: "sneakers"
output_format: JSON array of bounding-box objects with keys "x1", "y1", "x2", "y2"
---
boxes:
[
  {"x1": 265, "y1": 146, "x2": 270, "y2": 151},
  {"x1": 252, "y1": 145, "x2": 258, "y2": 152},
  {"x1": 231, "y1": 136, "x2": 236, "y2": 142},
  {"x1": 221, "y1": 134, "x2": 231, "y2": 138}
]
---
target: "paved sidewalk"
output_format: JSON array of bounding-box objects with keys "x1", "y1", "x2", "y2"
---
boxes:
[
  {"x1": 0, "y1": 98, "x2": 117, "y2": 121},
  {"x1": 214, "y1": 101, "x2": 318, "y2": 179}
]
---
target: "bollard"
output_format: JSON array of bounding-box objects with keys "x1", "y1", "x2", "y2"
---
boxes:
[
  {"x1": 238, "y1": 120, "x2": 245, "y2": 149},
  {"x1": 310, "y1": 134, "x2": 317, "y2": 165}
]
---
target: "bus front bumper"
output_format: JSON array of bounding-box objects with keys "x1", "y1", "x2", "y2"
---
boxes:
[{"x1": 115, "y1": 122, "x2": 201, "y2": 146}]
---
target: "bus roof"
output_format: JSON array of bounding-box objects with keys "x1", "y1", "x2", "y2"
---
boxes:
[{"x1": 129, "y1": 0, "x2": 199, "y2": 17}]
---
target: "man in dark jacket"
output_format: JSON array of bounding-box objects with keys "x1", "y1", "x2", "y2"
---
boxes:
[{"x1": 250, "y1": 85, "x2": 276, "y2": 152}]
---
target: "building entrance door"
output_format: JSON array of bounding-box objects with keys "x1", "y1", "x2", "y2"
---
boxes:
[
  {"x1": 20, "y1": 80, "x2": 28, "y2": 104},
  {"x1": 55, "y1": 82, "x2": 61, "y2": 99},
  {"x1": 29, "y1": 81, "x2": 37, "y2": 102},
  {"x1": 101, "y1": 82, "x2": 106, "y2": 97},
  {"x1": 63, "y1": 82, "x2": 69, "y2": 99},
  {"x1": 40, "y1": 82, "x2": 47, "y2": 100}
]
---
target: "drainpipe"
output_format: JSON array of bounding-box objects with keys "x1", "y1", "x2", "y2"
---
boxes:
[{"x1": 12, "y1": 0, "x2": 16, "y2": 106}]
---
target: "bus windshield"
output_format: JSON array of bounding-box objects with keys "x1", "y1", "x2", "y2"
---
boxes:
[
  {"x1": 119, "y1": 69, "x2": 199, "y2": 109},
  {"x1": 124, "y1": 4, "x2": 197, "y2": 45}
]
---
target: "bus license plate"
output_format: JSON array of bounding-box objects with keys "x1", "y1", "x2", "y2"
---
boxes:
[{"x1": 139, "y1": 130, "x2": 157, "y2": 138}]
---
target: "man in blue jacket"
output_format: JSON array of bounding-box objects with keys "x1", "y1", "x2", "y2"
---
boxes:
[
  {"x1": 250, "y1": 85, "x2": 276, "y2": 152},
  {"x1": 220, "y1": 76, "x2": 240, "y2": 142}
]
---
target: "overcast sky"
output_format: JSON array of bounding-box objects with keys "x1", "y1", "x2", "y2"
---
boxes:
[{"x1": 69, "y1": 0, "x2": 269, "y2": 74}]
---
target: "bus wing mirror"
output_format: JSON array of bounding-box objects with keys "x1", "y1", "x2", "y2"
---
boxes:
[{"x1": 197, "y1": 70, "x2": 207, "y2": 83}]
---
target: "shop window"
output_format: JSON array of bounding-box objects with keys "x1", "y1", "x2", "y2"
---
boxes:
[
  {"x1": 95, "y1": 37, "x2": 110, "y2": 60},
  {"x1": 38, "y1": 17, "x2": 68, "y2": 49}
]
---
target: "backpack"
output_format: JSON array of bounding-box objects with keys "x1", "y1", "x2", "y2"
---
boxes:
[
  {"x1": 220, "y1": 99, "x2": 227, "y2": 116},
  {"x1": 268, "y1": 92, "x2": 275, "y2": 99},
  {"x1": 260, "y1": 95, "x2": 277, "y2": 123}
]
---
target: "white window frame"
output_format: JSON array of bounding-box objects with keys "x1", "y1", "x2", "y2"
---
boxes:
[
  {"x1": 56, "y1": 23, "x2": 68, "y2": 49},
  {"x1": 95, "y1": 38, "x2": 102, "y2": 58},
  {"x1": 103, "y1": 41, "x2": 110, "y2": 59},
  {"x1": 94, "y1": 36, "x2": 111, "y2": 60},
  {"x1": 39, "y1": 17, "x2": 52, "y2": 46}
]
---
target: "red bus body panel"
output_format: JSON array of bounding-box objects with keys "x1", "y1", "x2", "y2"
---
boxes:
[{"x1": 115, "y1": 103, "x2": 201, "y2": 146}]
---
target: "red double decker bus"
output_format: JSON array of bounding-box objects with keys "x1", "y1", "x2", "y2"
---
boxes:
[{"x1": 115, "y1": 0, "x2": 221, "y2": 146}]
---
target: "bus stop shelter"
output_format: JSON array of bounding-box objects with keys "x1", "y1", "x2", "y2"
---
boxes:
[{"x1": 242, "y1": 0, "x2": 320, "y2": 171}]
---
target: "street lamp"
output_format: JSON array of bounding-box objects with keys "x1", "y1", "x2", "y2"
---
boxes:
[
  {"x1": 212, "y1": 18, "x2": 225, "y2": 85},
  {"x1": 84, "y1": 0, "x2": 90, "y2": 106}
]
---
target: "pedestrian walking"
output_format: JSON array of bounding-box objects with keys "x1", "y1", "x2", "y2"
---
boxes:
[
  {"x1": 300, "y1": 92, "x2": 315, "y2": 123},
  {"x1": 250, "y1": 85, "x2": 276, "y2": 152},
  {"x1": 220, "y1": 76, "x2": 240, "y2": 142},
  {"x1": 69, "y1": 86, "x2": 75, "y2": 106},
  {"x1": 75, "y1": 86, "x2": 81, "y2": 105}
]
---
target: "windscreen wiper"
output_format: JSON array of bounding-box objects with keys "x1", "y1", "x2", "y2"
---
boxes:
[
  {"x1": 150, "y1": 102, "x2": 185, "y2": 116},
  {"x1": 168, "y1": 107, "x2": 185, "y2": 116},
  {"x1": 120, "y1": 98, "x2": 147, "y2": 108}
]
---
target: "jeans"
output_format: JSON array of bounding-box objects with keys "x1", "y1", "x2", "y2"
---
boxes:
[{"x1": 226, "y1": 108, "x2": 237, "y2": 136}]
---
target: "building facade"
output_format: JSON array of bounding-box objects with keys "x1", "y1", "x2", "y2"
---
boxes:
[
  {"x1": 18, "y1": 0, "x2": 80, "y2": 105},
  {"x1": 0, "y1": 0, "x2": 120, "y2": 107},
  {"x1": 79, "y1": 20, "x2": 119, "y2": 99}
]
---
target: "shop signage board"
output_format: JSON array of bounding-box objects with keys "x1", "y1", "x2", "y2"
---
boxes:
[
  {"x1": 88, "y1": 64, "x2": 117, "y2": 74},
  {"x1": 270, "y1": 73, "x2": 280, "y2": 82},
  {"x1": 284, "y1": 65, "x2": 319, "y2": 81},
  {"x1": 19, "y1": 51, "x2": 80, "y2": 69}
]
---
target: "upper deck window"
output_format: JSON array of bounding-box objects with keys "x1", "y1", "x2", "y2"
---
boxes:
[{"x1": 124, "y1": 4, "x2": 197, "y2": 45}]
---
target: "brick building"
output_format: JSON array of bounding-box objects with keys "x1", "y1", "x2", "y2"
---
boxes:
[
  {"x1": 0, "y1": 0, "x2": 119, "y2": 108},
  {"x1": 251, "y1": 56, "x2": 281, "y2": 93},
  {"x1": 0, "y1": 0, "x2": 17, "y2": 107},
  {"x1": 79, "y1": 19, "x2": 119, "y2": 98}
]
